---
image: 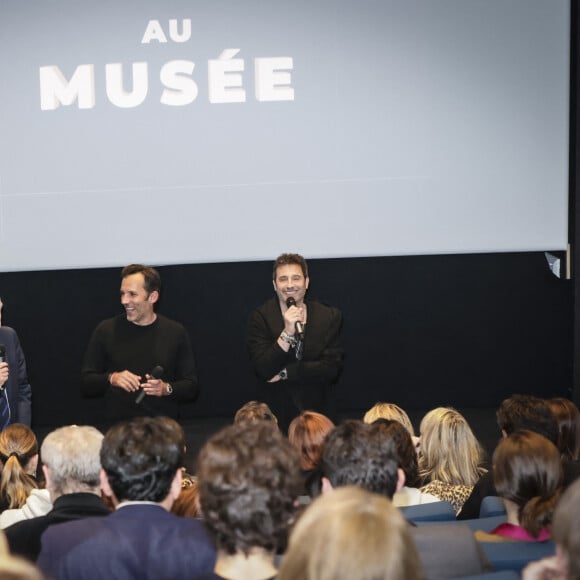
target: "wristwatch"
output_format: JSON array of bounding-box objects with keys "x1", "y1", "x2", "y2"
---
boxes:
[
  {"x1": 165, "y1": 383, "x2": 173, "y2": 395},
  {"x1": 279, "y1": 368, "x2": 288, "y2": 381}
]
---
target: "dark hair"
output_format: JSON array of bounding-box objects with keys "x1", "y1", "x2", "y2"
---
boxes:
[
  {"x1": 493, "y1": 430, "x2": 562, "y2": 538},
  {"x1": 100, "y1": 416, "x2": 184, "y2": 503},
  {"x1": 197, "y1": 422, "x2": 302, "y2": 556},
  {"x1": 121, "y1": 264, "x2": 161, "y2": 295},
  {"x1": 545, "y1": 397, "x2": 580, "y2": 462},
  {"x1": 234, "y1": 401, "x2": 278, "y2": 426},
  {"x1": 288, "y1": 411, "x2": 335, "y2": 471},
  {"x1": 372, "y1": 419, "x2": 419, "y2": 488},
  {"x1": 320, "y1": 420, "x2": 400, "y2": 499},
  {"x1": 496, "y1": 395, "x2": 558, "y2": 443},
  {"x1": 272, "y1": 253, "x2": 308, "y2": 280}
]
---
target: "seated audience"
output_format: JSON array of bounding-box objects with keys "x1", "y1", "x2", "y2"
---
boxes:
[
  {"x1": 459, "y1": 394, "x2": 580, "y2": 520},
  {"x1": 546, "y1": 397, "x2": 579, "y2": 462},
  {"x1": 37, "y1": 416, "x2": 215, "y2": 580},
  {"x1": 170, "y1": 473, "x2": 201, "y2": 519},
  {"x1": 288, "y1": 411, "x2": 334, "y2": 496},
  {"x1": 419, "y1": 407, "x2": 486, "y2": 514},
  {"x1": 0, "y1": 425, "x2": 41, "y2": 512},
  {"x1": 363, "y1": 401, "x2": 419, "y2": 449},
  {"x1": 196, "y1": 421, "x2": 302, "y2": 580},
  {"x1": 476, "y1": 430, "x2": 562, "y2": 542},
  {"x1": 4, "y1": 425, "x2": 110, "y2": 561},
  {"x1": 372, "y1": 419, "x2": 439, "y2": 507},
  {"x1": 278, "y1": 486, "x2": 423, "y2": 580},
  {"x1": 523, "y1": 478, "x2": 580, "y2": 580},
  {"x1": 234, "y1": 401, "x2": 279, "y2": 426}
]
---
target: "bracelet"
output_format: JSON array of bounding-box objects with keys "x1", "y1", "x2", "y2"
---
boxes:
[{"x1": 280, "y1": 331, "x2": 297, "y2": 346}]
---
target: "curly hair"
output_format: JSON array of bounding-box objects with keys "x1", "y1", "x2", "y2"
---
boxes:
[
  {"x1": 494, "y1": 430, "x2": 562, "y2": 538},
  {"x1": 288, "y1": 411, "x2": 335, "y2": 471},
  {"x1": 100, "y1": 417, "x2": 184, "y2": 503},
  {"x1": 0, "y1": 424, "x2": 38, "y2": 509},
  {"x1": 419, "y1": 407, "x2": 486, "y2": 486},
  {"x1": 197, "y1": 422, "x2": 302, "y2": 556}
]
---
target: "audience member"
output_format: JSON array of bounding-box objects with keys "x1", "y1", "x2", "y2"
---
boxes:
[
  {"x1": 459, "y1": 394, "x2": 580, "y2": 520},
  {"x1": 278, "y1": 486, "x2": 423, "y2": 580},
  {"x1": 234, "y1": 401, "x2": 278, "y2": 426},
  {"x1": 372, "y1": 419, "x2": 439, "y2": 507},
  {"x1": 363, "y1": 402, "x2": 419, "y2": 449},
  {"x1": 476, "y1": 431, "x2": 562, "y2": 542},
  {"x1": 288, "y1": 411, "x2": 334, "y2": 496},
  {"x1": 523, "y1": 478, "x2": 580, "y2": 580},
  {"x1": 419, "y1": 407, "x2": 487, "y2": 514},
  {"x1": 170, "y1": 473, "x2": 201, "y2": 519},
  {"x1": 196, "y1": 422, "x2": 302, "y2": 580},
  {"x1": 0, "y1": 425, "x2": 40, "y2": 512},
  {"x1": 37, "y1": 416, "x2": 215, "y2": 580},
  {"x1": 546, "y1": 397, "x2": 580, "y2": 462},
  {"x1": 4, "y1": 425, "x2": 110, "y2": 561},
  {"x1": 0, "y1": 530, "x2": 44, "y2": 580}
]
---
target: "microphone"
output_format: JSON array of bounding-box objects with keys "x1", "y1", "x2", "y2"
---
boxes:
[
  {"x1": 0, "y1": 345, "x2": 5, "y2": 363},
  {"x1": 285, "y1": 297, "x2": 305, "y2": 341},
  {"x1": 135, "y1": 365, "x2": 164, "y2": 404}
]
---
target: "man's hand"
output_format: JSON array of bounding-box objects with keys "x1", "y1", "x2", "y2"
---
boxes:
[
  {"x1": 141, "y1": 376, "x2": 168, "y2": 397},
  {"x1": 109, "y1": 370, "x2": 141, "y2": 392},
  {"x1": 267, "y1": 374, "x2": 282, "y2": 383},
  {"x1": 283, "y1": 303, "x2": 305, "y2": 336},
  {"x1": 0, "y1": 362, "x2": 8, "y2": 388}
]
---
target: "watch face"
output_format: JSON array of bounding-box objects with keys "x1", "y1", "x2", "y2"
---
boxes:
[{"x1": 166, "y1": 384, "x2": 173, "y2": 394}]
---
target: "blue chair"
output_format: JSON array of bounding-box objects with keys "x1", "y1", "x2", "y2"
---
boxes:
[
  {"x1": 456, "y1": 571, "x2": 519, "y2": 580},
  {"x1": 480, "y1": 496, "x2": 506, "y2": 518},
  {"x1": 415, "y1": 515, "x2": 507, "y2": 532},
  {"x1": 481, "y1": 540, "x2": 556, "y2": 573},
  {"x1": 400, "y1": 501, "x2": 456, "y2": 522}
]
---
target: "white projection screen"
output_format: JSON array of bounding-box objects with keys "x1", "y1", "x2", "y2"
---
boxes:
[{"x1": 0, "y1": 0, "x2": 570, "y2": 271}]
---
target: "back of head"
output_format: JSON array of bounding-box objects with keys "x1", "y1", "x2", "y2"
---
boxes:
[
  {"x1": 363, "y1": 402, "x2": 415, "y2": 437},
  {"x1": 545, "y1": 397, "x2": 580, "y2": 462},
  {"x1": 288, "y1": 411, "x2": 335, "y2": 471},
  {"x1": 234, "y1": 401, "x2": 278, "y2": 426},
  {"x1": 41, "y1": 425, "x2": 103, "y2": 497},
  {"x1": 419, "y1": 407, "x2": 485, "y2": 486},
  {"x1": 278, "y1": 486, "x2": 422, "y2": 580},
  {"x1": 320, "y1": 420, "x2": 400, "y2": 498},
  {"x1": 373, "y1": 419, "x2": 419, "y2": 488},
  {"x1": 552, "y1": 478, "x2": 580, "y2": 580},
  {"x1": 493, "y1": 430, "x2": 562, "y2": 538},
  {"x1": 197, "y1": 422, "x2": 302, "y2": 556},
  {"x1": 101, "y1": 416, "x2": 184, "y2": 503},
  {"x1": 496, "y1": 394, "x2": 558, "y2": 443},
  {"x1": 0, "y1": 424, "x2": 39, "y2": 509}
]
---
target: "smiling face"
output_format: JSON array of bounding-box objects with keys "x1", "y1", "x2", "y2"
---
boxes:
[
  {"x1": 120, "y1": 273, "x2": 158, "y2": 326},
  {"x1": 273, "y1": 264, "x2": 309, "y2": 308}
]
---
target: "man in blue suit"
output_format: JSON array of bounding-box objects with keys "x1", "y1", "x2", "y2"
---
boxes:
[
  {"x1": 37, "y1": 416, "x2": 216, "y2": 579},
  {"x1": 0, "y1": 298, "x2": 32, "y2": 427}
]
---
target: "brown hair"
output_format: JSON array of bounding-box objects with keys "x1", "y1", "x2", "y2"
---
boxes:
[
  {"x1": 272, "y1": 253, "x2": 308, "y2": 279},
  {"x1": 545, "y1": 397, "x2": 580, "y2": 462},
  {"x1": 234, "y1": 401, "x2": 278, "y2": 426},
  {"x1": 121, "y1": 264, "x2": 161, "y2": 295},
  {"x1": 0, "y1": 424, "x2": 39, "y2": 509},
  {"x1": 552, "y1": 478, "x2": 580, "y2": 580},
  {"x1": 493, "y1": 430, "x2": 562, "y2": 538},
  {"x1": 288, "y1": 411, "x2": 335, "y2": 471}
]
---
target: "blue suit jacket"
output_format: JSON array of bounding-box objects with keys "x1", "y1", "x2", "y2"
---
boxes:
[
  {"x1": 0, "y1": 326, "x2": 31, "y2": 426},
  {"x1": 38, "y1": 504, "x2": 216, "y2": 580}
]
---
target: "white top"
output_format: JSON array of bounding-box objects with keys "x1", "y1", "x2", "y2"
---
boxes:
[
  {"x1": 392, "y1": 486, "x2": 440, "y2": 507},
  {"x1": 0, "y1": 488, "x2": 52, "y2": 528}
]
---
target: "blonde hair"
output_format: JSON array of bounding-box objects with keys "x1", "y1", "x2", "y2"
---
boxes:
[
  {"x1": 363, "y1": 403, "x2": 415, "y2": 437},
  {"x1": 0, "y1": 424, "x2": 39, "y2": 509},
  {"x1": 278, "y1": 486, "x2": 422, "y2": 580},
  {"x1": 419, "y1": 407, "x2": 486, "y2": 486}
]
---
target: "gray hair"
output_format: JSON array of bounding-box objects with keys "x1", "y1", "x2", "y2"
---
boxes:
[{"x1": 41, "y1": 425, "x2": 103, "y2": 496}]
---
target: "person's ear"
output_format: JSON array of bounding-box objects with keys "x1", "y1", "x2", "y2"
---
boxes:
[{"x1": 321, "y1": 476, "x2": 333, "y2": 494}]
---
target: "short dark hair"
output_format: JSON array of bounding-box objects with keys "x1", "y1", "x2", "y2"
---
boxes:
[
  {"x1": 121, "y1": 264, "x2": 161, "y2": 295},
  {"x1": 234, "y1": 401, "x2": 278, "y2": 426},
  {"x1": 372, "y1": 419, "x2": 419, "y2": 488},
  {"x1": 101, "y1": 416, "x2": 184, "y2": 503},
  {"x1": 320, "y1": 420, "x2": 400, "y2": 498},
  {"x1": 272, "y1": 253, "x2": 308, "y2": 280},
  {"x1": 496, "y1": 395, "x2": 558, "y2": 443},
  {"x1": 197, "y1": 422, "x2": 302, "y2": 556}
]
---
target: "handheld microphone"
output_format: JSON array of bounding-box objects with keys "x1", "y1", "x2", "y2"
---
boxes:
[
  {"x1": 0, "y1": 345, "x2": 5, "y2": 363},
  {"x1": 285, "y1": 297, "x2": 305, "y2": 341},
  {"x1": 135, "y1": 365, "x2": 164, "y2": 404}
]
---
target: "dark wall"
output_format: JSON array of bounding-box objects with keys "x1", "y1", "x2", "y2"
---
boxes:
[{"x1": 0, "y1": 252, "x2": 573, "y2": 430}]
